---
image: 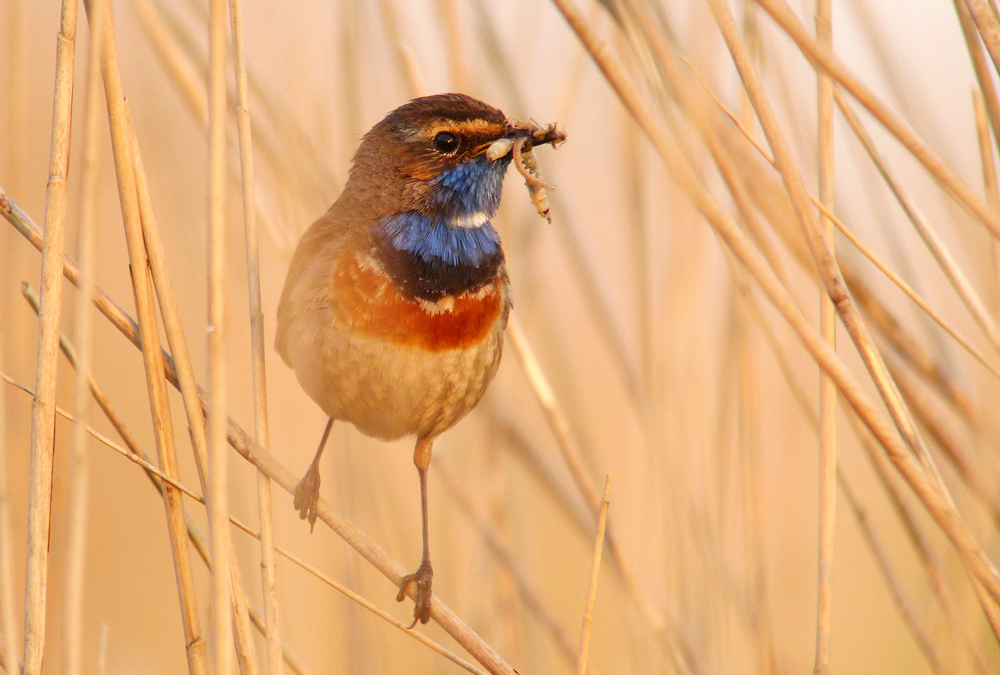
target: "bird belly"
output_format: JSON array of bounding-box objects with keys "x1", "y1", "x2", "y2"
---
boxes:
[{"x1": 280, "y1": 249, "x2": 508, "y2": 440}]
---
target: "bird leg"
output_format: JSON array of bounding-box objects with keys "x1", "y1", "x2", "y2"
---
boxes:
[
  {"x1": 294, "y1": 417, "x2": 334, "y2": 531},
  {"x1": 397, "y1": 436, "x2": 434, "y2": 626}
]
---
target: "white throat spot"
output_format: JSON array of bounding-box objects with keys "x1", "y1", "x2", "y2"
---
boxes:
[{"x1": 449, "y1": 212, "x2": 489, "y2": 229}]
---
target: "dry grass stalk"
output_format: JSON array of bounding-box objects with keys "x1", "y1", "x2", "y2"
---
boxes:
[
  {"x1": 963, "y1": 0, "x2": 1000, "y2": 80},
  {"x1": 206, "y1": 0, "x2": 234, "y2": 672},
  {"x1": 956, "y1": 0, "x2": 1000, "y2": 157},
  {"x1": 60, "y1": 0, "x2": 106, "y2": 671},
  {"x1": 123, "y1": 91, "x2": 259, "y2": 675},
  {"x1": 814, "y1": 1, "x2": 837, "y2": 672},
  {"x1": 973, "y1": 90, "x2": 1000, "y2": 316},
  {"x1": 23, "y1": 0, "x2": 78, "y2": 670},
  {"x1": 709, "y1": 0, "x2": 932, "y2": 494},
  {"x1": 850, "y1": 406, "x2": 1000, "y2": 659},
  {"x1": 0, "y1": 295, "x2": 15, "y2": 675},
  {"x1": 84, "y1": 1, "x2": 209, "y2": 671},
  {"x1": 577, "y1": 475, "x2": 611, "y2": 675},
  {"x1": 226, "y1": 0, "x2": 282, "y2": 671}
]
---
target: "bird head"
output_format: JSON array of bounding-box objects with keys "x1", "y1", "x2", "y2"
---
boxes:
[{"x1": 346, "y1": 93, "x2": 557, "y2": 222}]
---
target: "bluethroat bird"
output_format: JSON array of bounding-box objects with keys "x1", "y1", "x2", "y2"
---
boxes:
[{"x1": 275, "y1": 93, "x2": 564, "y2": 625}]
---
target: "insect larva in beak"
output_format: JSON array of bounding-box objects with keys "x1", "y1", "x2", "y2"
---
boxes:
[
  {"x1": 512, "y1": 136, "x2": 552, "y2": 223},
  {"x1": 486, "y1": 137, "x2": 515, "y2": 161}
]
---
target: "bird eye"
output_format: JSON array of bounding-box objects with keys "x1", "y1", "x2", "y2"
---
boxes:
[{"x1": 434, "y1": 131, "x2": 459, "y2": 154}]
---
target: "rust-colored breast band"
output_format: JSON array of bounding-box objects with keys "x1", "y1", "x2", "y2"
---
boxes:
[{"x1": 329, "y1": 249, "x2": 503, "y2": 352}]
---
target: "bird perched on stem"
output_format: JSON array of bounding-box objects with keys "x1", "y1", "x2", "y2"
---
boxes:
[{"x1": 275, "y1": 93, "x2": 564, "y2": 625}]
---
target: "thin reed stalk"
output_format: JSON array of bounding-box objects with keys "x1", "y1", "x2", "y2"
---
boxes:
[
  {"x1": 207, "y1": 0, "x2": 233, "y2": 672},
  {"x1": 60, "y1": 0, "x2": 106, "y2": 671},
  {"x1": 0, "y1": 303, "x2": 15, "y2": 675},
  {"x1": 82, "y1": 1, "x2": 209, "y2": 672},
  {"x1": 814, "y1": 1, "x2": 836, "y2": 671},
  {"x1": 23, "y1": 0, "x2": 78, "y2": 670},
  {"x1": 227, "y1": 0, "x2": 282, "y2": 670},
  {"x1": 577, "y1": 475, "x2": 611, "y2": 675}
]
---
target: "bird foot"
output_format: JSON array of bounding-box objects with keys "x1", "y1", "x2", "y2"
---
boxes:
[
  {"x1": 396, "y1": 561, "x2": 433, "y2": 627},
  {"x1": 293, "y1": 463, "x2": 321, "y2": 532}
]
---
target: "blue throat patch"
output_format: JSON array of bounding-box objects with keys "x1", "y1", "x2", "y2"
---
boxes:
[
  {"x1": 381, "y1": 212, "x2": 501, "y2": 268},
  {"x1": 374, "y1": 155, "x2": 509, "y2": 299},
  {"x1": 429, "y1": 155, "x2": 509, "y2": 219}
]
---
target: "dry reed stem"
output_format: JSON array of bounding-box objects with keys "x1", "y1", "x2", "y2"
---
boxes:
[
  {"x1": 974, "y1": 91, "x2": 1000, "y2": 316},
  {"x1": 834, "y1": 88, "x2": 1000, "y2": 355},
  {"x1": 753, "y1": 0, "x2": 1000, "y2": 241},
  {"x1": 246, "y1": 609, "x2": 311, "y2": 675},
  {"x1": 2, "y1": 201, "x2": 518, "y2": 674},
  {"x1": 963, "y1": 0, "x2": 1000, "y2": 84},
  {"x1": 125, "y1": 111, "x2": 260, "y2": 675},
  {"x1": 224, "y1": 521, "x2": 490, "y2": 675},
  {"x1": 0, "y1": 307, "x2": 14, "y2": 675},
  {"x1": 577, "y1": 475, "x2": 611, "y2": 675},
  {"x1": 224, "y1": 430, "x2": 517, "y2": 675},
  {"x1": 853, "y1": 283, "x2": 982, "y2": 430},
  {"x1": 226, "y1": 0, "x2": 281, "y2": 672},
  {"x1": 23, "y1": 0, "x2": 78, "y2": 669},
  {"x1": 207, "y1": 0, "x2": 233, "y2": 672},
  {"x1": 814, "y1": 1, "x2": 836, "y2": 671},
  {"x1": 826, "y1": 206, "x2": 1000, "y2": 380},
  {"x1": 549, "y1": 0, "x2": 1000, "y2": 611},
  {"x1": 84, "y1": 1, "x2": 209, "y2": 671},
  {"x1": 18, "y1": 282, "x2": 303, "y2": 674},
  {"x1": 506, "y1": 314, "x2": 665, "y2": 634},
  {"x1": 955, "y1": 0, "x2": 1000, "y2": 161},
  {"x1": 60, "y1": 0, "x2": 106, "y2": 671}
]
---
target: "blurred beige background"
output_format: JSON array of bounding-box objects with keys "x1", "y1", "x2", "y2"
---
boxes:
[{"x1": 2, "y1": 0, "x2": 1000, "y2": 673}]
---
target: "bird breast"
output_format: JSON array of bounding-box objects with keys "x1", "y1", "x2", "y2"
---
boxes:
[{"x1": 277, "y1": 247, "x2": 509, "y2": 441}]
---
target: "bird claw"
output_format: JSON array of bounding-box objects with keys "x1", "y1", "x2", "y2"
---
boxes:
[
  {"x1": 397, "y1": 562, "x2": 433, "y2": 627},
  {"x1": 294, "y1": 464, "x2": 321, "y2": 532}
]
